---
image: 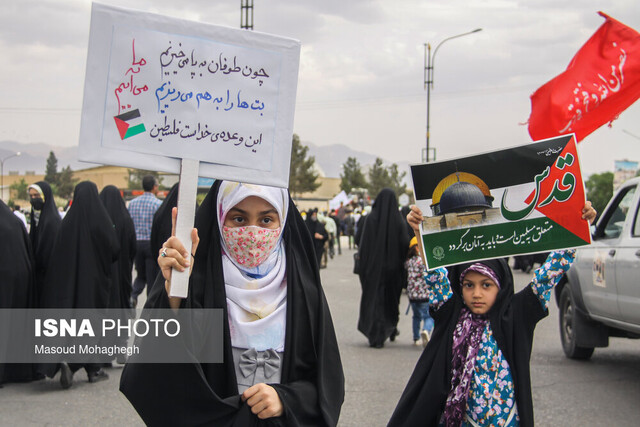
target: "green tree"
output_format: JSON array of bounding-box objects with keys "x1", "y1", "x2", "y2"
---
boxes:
[
  {"x1": 585, "y1": 172, "x2": 614, "y2": 216},
  {"x1": 387, "y1": 163, "x2": 407, "y2": 197},
  {"x1": 45, "y1": 151, "x2": 59, "y2": 185},
  {"x1": 367, "y1": 158, "x2": 390, "y2": 198},
  {"x1": 128, "y1": 169, "x2": 163, "y2": 189},
  {"x1": 9, "y1": 178, "x2": 29, "y2": 200},
  {"x1": 288, "y1": 134, "x2": 320, "y2": 198},
  {"x1": 339, "y1": 157, "x2": 368, "y2": 193},
  {"x1": 367, "y1": 158, "x2": 408, "y2": 199},
  {"x1": 57, "y1": 166, "x2": 78, "y2": 199}
]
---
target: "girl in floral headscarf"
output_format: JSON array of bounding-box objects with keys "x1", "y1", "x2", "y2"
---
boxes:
[{"x1": 389, "y1": 202, "x2": 596, "y2": 427}]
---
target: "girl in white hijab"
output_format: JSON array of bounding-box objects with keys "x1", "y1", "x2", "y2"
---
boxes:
[{"x1": 122, "y1": 180, "x2": 344, "y2": 426}]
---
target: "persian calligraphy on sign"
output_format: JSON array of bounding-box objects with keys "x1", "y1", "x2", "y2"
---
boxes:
[{"x1": 78, "y1": 3, "x2": 300, "y2": 188}]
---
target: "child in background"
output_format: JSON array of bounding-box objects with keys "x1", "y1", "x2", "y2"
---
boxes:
[
  {"x1": 389, "y1": 202, "x2": 596, "y2": 427},
  {"x1": 405, "y1": 236, "x2": 434, "y2": 347}
]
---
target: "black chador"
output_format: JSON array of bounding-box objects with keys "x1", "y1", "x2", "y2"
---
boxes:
[
  {"x1": 0, "y1": 199, "x2": 37, "y2": 384},
  {"x1": 38, "y1": 182, "x2": 119, "y2": 380},
  {"x1": 356, "y1": 188, "x2": 409, "y2": 348},
  {"x1": 100, "y1": 185, "x2": 137, "y2": 311},
  {"x1": 28, "y1": 181, "x2": 61, "y2": 304}
]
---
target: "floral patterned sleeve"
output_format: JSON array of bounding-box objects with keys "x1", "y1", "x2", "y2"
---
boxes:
[
  {"x1": 423, "y1": 267, "x2": 452, "y2": 310},
  {"x1": 530, "y1": 249, "x2": 576, "y2": 309}
]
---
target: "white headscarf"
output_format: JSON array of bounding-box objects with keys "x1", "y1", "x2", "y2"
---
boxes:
[{"x1": 216, "y1": 181, "x2": 289, "y2": 351}]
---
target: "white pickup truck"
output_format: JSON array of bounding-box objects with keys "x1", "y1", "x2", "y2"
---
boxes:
[{"x1": 556, "y1": 176, "x2": 640, "y2": 359}]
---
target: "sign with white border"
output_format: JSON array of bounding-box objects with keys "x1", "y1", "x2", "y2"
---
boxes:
[
  {"x1": 78, "y1": 3, "x2": 300, "y2": 188},
  {"x1": 410, "y1": 135, "x2": 592, "y2": 269}
]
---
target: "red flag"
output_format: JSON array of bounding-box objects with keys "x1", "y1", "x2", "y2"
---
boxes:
[{"x1": 528, "y1": 12, "x2": 640, "y2": 142}]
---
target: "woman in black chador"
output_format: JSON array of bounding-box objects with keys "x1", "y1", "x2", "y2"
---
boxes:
[
  {"x1": 100, "y1": 185, "x2": 137, "y2": 311},
  {"x1": 355, "y1": 188, "x2": 409, "y2": 348},
  {"x1": 305, "y1": 208, "x2": 328, "y2": 268},
  {"x1": 27, "y1": 181, "x2": 61, "y2": 303},
  {"x1": 120, "y1": 181, "x2": 344, "y2": 426},
  {"x1": 39, "y1": 181, "x2": 120, "y2": 387},
  {"x1": 0, "y1": 199, "x2": 37, "y2": 385}
]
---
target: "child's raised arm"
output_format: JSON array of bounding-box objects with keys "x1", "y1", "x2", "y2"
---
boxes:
[
  {"x1": 406, "y1": 205, "x2": 426, "y2": 265},
  {"x1": 529, "y1": 202, "x2": 597, "y2": 309}
]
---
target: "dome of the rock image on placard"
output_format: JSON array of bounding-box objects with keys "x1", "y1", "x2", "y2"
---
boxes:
[
  {"x1": 439, "y1": 181, "x2": 493, "y2": 214},
  {"x1": 430, "y1": 172, "x2": 494, "y2": 215}
]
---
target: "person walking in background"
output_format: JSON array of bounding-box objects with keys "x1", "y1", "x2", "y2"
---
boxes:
[
  {"x1": 404, "y1": 236, "x2": 434, "y2": 348},
  {"x1": 320, "y1": 210, "x2": 336, "y2": 264},
  {"x1": 345, "y1": 210, "x2": 356, "y2": 249},
  {"x1": 354, "y1": 205, "x2": 370, "y2": 239},
  {"x1": 128, "y1": 175, "x2": 162, "y2": 307},
  {"x1": 335, "y1": 201, "x2": 347, "y2": 255},
  {"x1": 0, "y1": 199, "x2": 37, "y2": 385},
  {"x1": 355, "y1": 188, "x2": 409, "y2": 348},
  {"x1": 28, "y1": 182, "x2": 61, "y2": 302},
  {"x1": 306, "y1": 208, "x2": 328, "y2": 268},
  {"x1": 39, "y1": 181, "x2": 120, "y2": 388},
  {"x1": 99, "y1": 185, "x2": 137, "y2": 363},
  {"x1": 12, "y1": 204, "x2": 28, "y2": 229}
]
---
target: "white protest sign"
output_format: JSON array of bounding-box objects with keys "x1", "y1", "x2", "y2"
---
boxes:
[
  {"x1": 79, "y1": 3, "x2": 300, "y2": 297},
  {"x1": 78, "y1": 3, "x2": 300, "y2": 188}
]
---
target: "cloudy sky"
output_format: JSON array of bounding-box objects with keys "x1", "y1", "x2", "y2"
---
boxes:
[{"x1": 2, "y1": 0, "x2": 639, "y2": 177}]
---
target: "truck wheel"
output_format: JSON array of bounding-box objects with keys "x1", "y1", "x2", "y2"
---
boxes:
[{"x1": 559, "y1": 286, "x2": 594, "y2": 360}]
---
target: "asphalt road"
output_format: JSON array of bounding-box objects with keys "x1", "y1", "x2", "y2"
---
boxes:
[{"x1": 1, "y1": 240, "x2": 639, "y2": 426}]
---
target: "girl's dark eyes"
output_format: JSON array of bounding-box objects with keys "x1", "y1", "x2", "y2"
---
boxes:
[{"x1": 463, "y1": 282, "x2": 495, "y2": 288}]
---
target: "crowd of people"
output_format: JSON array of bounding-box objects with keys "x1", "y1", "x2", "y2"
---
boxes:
[
  {"x1": 0, "y1": 176, "x2": 597, "y2": 426},
  {"x1": 1, "y1": 177, "x2": 166, "y2": 388},
  {"x1": 301, "y1": 201, "x2": 359, "y2": 269}
]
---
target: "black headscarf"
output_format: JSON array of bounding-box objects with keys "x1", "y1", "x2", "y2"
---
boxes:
[
  {"x1": 388, "y1": 258, "x2": 546, "y2": 427},
  {"x1": 28, "y1": 181, "x2": 61, "y2": 302},
  {"x1": 150, "y1": 182, "x2": 179, "y2": 258},
  {"x1": 99, "y1": 185, "x2": 137, "y2": 310},
  {"x1": 0, "y1": 199, "x2": 37, "y2": 384},
  {"x1": 39, "y1": 181, "x2": 120, "y2": 309},
  {"x1": 356, "y1": 189, "x2": 409, "y2": 347},
  {"x1": 120, "y1": 181, "x2": 344, "y2": 426}
]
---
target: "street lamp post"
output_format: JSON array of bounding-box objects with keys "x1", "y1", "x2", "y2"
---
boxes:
[
  {"x1": 1, "y1": 151, "x2": 21, "y2": 201},
  {"x1": 424, "y1": 28, "x2": 482, "y2": 162}
]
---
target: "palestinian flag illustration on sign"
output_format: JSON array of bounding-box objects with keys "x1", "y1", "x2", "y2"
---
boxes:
[
  {"x1": 410, "y1": 134, "x2": 590, "y2": 269},
  {"x1": 114, "y1": 109, "x2": 146, "y2": 140}
]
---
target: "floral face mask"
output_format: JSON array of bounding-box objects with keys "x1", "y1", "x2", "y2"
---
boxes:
[{"x1": 222, "y1": 225, "x2": 282, "y2": 268}]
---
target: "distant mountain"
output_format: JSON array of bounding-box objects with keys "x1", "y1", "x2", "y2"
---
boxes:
[
  {"x1": 1, "y1": 139, "x2": 411, "y2": 184},
  {"x1": 0, "y1": 141, "x2": 99, "y2": 175},
  {"x1": 304, "y1": 140, "x2": 411, "y2": 183}
]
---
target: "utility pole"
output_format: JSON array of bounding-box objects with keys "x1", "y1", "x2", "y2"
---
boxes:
[
  {"x1": 241, "y1": 0, "x2": 254, "y2": 30},
  {"x1": 423, "y1": 28, "x2": 482, "y2": 163}
]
